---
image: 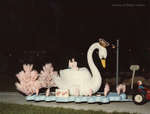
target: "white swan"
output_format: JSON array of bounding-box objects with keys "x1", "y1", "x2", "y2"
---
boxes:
[{"x1": 54, "y1": 39, "x2": 108, "y2": 96}]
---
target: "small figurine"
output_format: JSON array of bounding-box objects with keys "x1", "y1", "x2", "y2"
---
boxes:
[
  {"x1": 137, "y1": 80, "x2": 144, "y2": 89},
  {"x1": 116, "y1": 83, "x2": 126, "y2": 95},
  {"x1": 68, "y1": 58, "x2": 78, "y2": 70},
  {"x1": 137, "y1": 80, "x2": 146, "y2": 94},
  {"x1": 74, "y1": 88, "x2": 80, "y2": 96},
  {"x1": 104, "y1": 83, "x2": 110, "y2": 96}
]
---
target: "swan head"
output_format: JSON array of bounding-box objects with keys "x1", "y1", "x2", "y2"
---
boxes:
[{"x1": 98, "y1": 39, "x2": 109, "y2": 68}]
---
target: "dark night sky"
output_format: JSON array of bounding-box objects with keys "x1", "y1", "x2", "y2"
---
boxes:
[{"x1": 0, "y1": 0, "x2": 150, "y2": 72}]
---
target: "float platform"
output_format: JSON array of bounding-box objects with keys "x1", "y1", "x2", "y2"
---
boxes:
[{"x1": 26, "y1": 92, "x2": 132, "y2": 103}]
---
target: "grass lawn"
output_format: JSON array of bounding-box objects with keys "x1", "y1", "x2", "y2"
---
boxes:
[{"x1": 0, "y1": 102, "x2": 137, "y2": 114}]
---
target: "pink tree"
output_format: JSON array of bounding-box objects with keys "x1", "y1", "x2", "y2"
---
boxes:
[
  {"x1": 15, "y1": 63, "x2": 57, "y2": 96},
  {"x1": 15, "y1": 64, "x2": 41, "y2": 96},
  {"x1": 38, "y1": 63, "x2": 57, "y2": 96}
]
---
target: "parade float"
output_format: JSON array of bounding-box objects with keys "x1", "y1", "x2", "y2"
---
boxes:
[{"x1": 15, "y1": 39, "x2": 133, "y2": 104}]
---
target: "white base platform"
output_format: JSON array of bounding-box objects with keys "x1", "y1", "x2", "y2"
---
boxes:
[{"x1": 26, "y1": 92, "x2": 132, "y2": 103}]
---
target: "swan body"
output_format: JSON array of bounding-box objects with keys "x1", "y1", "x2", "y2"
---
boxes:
[{"x1": 54, "y1": 41, "x2": 107, "y2": 96}]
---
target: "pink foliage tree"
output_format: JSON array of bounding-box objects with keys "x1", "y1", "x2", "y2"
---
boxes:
[
  {"x1": 38, "y1": 63, "x2": 57, "y2": 96},
  {"x1": 15, "y1": 64, "x2": 41, "y2": 96},
  {"x1": 15, "y1": 63, "x2": 57, "y2": 96}
]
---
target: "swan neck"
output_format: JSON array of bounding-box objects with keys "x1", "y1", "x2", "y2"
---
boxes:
[{"x1": 87, "y1": 43, "x2": 101, "y2": 82}]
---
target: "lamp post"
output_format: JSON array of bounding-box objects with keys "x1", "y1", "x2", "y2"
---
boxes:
[{"x1": 116, "y1": 40, "x2": 119, "y2": 87}]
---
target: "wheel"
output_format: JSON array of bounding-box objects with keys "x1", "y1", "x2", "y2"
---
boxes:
[{"x1": 132, "y1": 93, "x2": 146, "y2": 105}]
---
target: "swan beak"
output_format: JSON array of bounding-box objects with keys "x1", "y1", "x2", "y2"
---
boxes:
[{"x1": 101, "y1": 59, "x2": 106, "y2": 68}]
